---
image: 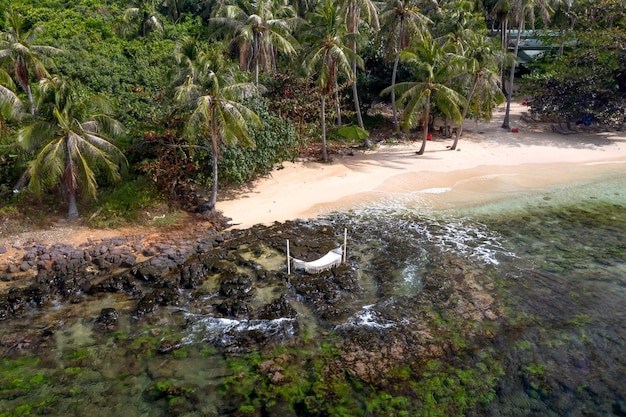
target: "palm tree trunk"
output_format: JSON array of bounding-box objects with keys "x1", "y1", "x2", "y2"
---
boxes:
[
  {"x1": 208, "y1": 152, "x2": 219, "y2": 210},
  {"x1": 63, "y1": 144, "x2": 79, "y2": 219},
  {"x1": 351, "y1": 54, "x2": 364, "y2": 129},
  {"x1": 208, "y1": 122, "x2": 219, "y2": 211},
  {"x1": 451, "y1": 72, "x2": 480, "y2": 150},
  {"x1": 26, "y1": 84, "x2": 35, "y2": 116},
  {"x1": 391, "y1": 16, "x2": 406, "y2": 135},
  {"x1": 391, "y1": 52, "x2": 400, "y2": 135},
  {"x1": 253, "y1": 33, "x2": 260, "y2": 85},
  {"x1": 500, "y1": 19, "x2": 508, "y2": 93},
  {"x1": 68, "y1": 190, "x2": 79, "y2": 220},
  {"x1": 351, "y1": 54, "x2": 372, "y2": 147},
  {"x1": 321, "y1": 95, "x2": 328, "y2": 162},
  {"x1": 502, "y1": 15, "x2": 524, "y2": 129},
  {"x1": 416, "y1": 97, "x2": 430, "y2": 155},
  {"x1": 335, "y1": 87, "x2": 342, "y2": 126}
]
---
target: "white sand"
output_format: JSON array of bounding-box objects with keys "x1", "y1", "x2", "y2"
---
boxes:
[{"x1": 219, "y1": 102, "x2": 626, "y2": 228}]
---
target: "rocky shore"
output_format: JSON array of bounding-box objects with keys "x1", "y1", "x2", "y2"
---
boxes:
[{"x1": 0, "y1": 214, "x2": 508, "y2": 416}]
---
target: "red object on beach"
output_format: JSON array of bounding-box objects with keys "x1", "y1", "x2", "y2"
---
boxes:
[
  {"x1": 522, "y1": 101, "x2": 528, "y2": 106},
  {"x1": 511, "y1": 128, "x2": 519, "y2": 133},
  {"x1": 427, "y1": 133, "x2": 432, "y2": 140}
]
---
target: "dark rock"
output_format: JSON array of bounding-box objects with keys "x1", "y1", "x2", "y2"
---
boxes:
[
  {"x1": 257, "y1": 294, "x2": 298, "y2": 320},
  {"x1": 23, "y1": 284, "x2": 50, "y2": 306},
  {"x1": 132, "y1": 266, "x2": 158, "y2": 282},
  {"x1": 91, "y1": 273, "x2": 138, "y2": 295},
  {"x1": 179, "y1": 262, "x2": 208, "y2": 289},
  {"x1": 142, "y1": 247, "x2": 157, "y2": 257},
  {"x1": 19, "y1": 261, "x2": 33, "y2": 272},
  {"x1": 120, "y1": 255, "x2": 137, "y2": 268},
  {"x1": 23, "y1": 251, "x2": 37, "y2": 261},
  {"x1": 216, "y1": 299, "x2": 250, "y2": 317},
  {"x1": 136, "y1": 288, "x2": 179, "y2": 315},
  {"x1": 219, "y1": 274, "x2": 253, "y2": 298},
  {"x1": 0, "y1": 246, "x2": 6, "y2": 254},
  {"x1": 94, "y1": 307, "x2": 119, "y2": 332}
]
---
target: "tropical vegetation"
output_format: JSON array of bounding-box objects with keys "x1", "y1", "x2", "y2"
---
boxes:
[{"x1": 0, "y1": 0, "x2": 623, "y2": 220}]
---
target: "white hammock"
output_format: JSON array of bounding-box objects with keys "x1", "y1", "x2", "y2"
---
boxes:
[
  {"x1": 286, "y1": 229, "x2": 348, "y2": 274},
  {"x1": 291, "y1": 247, "x2": 344, "y2": 274}
]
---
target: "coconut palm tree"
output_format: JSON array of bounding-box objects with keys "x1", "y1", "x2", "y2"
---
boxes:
[
  {"x1": 0, "y1": 68, "x2": 23, "y2": 122},
  {"x1": 451, "y1": 33, "x2": 505, "y2": 150},
  {"x1": 496, "y1": 0, "x2": 557, "y2": 129},
  {"x1": 301, "y1": 0, "x2": 361, "y2": 162},
  {"x1": 0, "y1": 8, "x2": 61, "y2": 116},
  {"x1": 162, "y1": 0, "x2": 181, "y2": 23},
  {"x1": 378, "y1": 0, "x2": 432, "y2": 134},
  {"x1": 0, "y1": 68, "x2": 23, "y2": 144},
  {"x1": 383, "y1": 34, "x2": 465, "y2": 155},
  {"x1": 339, "y1": 0, "x2": 379, "y2": 136},
  {"x1": 18, "y1": 77, "x2": 127, "y2": 219},
  {"x1": 210, "y1": 0, "x2": 298, "y2": 85},
  {"x1": 122, "y1": 0, "x2": 165, "y2": 37},
  {"x1": 175, "y1": 54, "x2": 261, "y2": 211}
]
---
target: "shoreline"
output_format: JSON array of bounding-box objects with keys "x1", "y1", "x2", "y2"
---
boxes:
[{"x1": 219, "y1": 102, "x2": 626, "y2": 229}]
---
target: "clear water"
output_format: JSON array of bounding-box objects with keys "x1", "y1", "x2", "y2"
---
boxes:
[{"x1": 1, "y1": 168, "x2": 625, "y2": 416}]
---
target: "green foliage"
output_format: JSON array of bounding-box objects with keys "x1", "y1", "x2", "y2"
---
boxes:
[
  {"x1": 219, "y1": 95, "x2": 298, "y2": 184},
  {"x1": 86, "y1": 178, "x2": 163, "y2": 228}
]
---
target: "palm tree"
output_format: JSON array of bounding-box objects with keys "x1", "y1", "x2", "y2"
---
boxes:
[
  {"x1": 162, "y1": 0, "x2": 181, "y2": 23},
  {"x1": 175, "y1": 54, "x2": 261, "y2": 211},
  {"x1": 451, "y1": 33, "x2": 505, "y2": 150},
  {"x1": 210, "y1": 0, "x2": 298, "y2": 85},
  {"x1": 18, "y1": 77, "x2": 127, "y2": 219},
  {"x1": 497, "y1": 0, "x2": 557, "y2": 129},
  {"x1": 0, "y1": 68, "x2": 23, "y2": 143},
  {"x1": 122, "y1": 0, "x2": 165, "y2": 37},
  {"x1": 378, "y1": 0, "x2": 432, "y2": 134},
  {"x1": 0, "y1": 68, "x2": 23, "y2": 122},
  {"x1": 0, "y1": 8, "x2": 61, "y2": 116},
  {"x1": 301, "y1": 0, "x2": 361, "y2": 162},
  {"x1": 339, "y1": 0, "x2": 379, "y2": 136},
  {"x1": 383, "y1": 35, "x2": 465, "y2": 155}
]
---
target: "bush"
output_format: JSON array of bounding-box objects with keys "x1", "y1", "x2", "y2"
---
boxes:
[
  {"x1": 219, "y1": 95, "x2": 299, "y2": 184},
  {"x1": 86, "y1": 178, "x2": 163, "y2": 228}
]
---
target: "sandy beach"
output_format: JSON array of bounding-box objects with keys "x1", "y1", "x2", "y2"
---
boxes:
[{"x1": 219, "y1": 102, "x2": 626, "y2": 228}]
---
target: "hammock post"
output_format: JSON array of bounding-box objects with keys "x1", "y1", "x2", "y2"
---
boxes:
[
  {"x1": 286, "y1": 239, "x2": 291, "y2": 275},
  {"x1": 343, "y1": 228, "x2": 347, "y2": 263}
]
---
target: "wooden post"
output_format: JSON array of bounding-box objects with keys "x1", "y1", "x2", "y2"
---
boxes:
[
  {"x1": 343, "y1": 228, "x2": 347, "y2": 263},
  {"x1": 286, "y1": 239, "x2": 291, "y2": 275}
]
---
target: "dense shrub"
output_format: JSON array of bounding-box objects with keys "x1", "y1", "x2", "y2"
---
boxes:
[{"x1": 219, "y1": 95, "x2": 299, "y2": 184}]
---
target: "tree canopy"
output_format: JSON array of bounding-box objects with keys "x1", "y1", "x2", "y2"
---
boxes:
[{"x1": 0, "y1": 0, "x2": 623, "y2": 218}]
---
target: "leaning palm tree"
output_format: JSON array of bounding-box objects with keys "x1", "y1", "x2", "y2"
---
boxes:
[
  {"x1": 210, "y1": 0, "x2": 298, "y2": 85},
  {"x1": 450, "y1": 32, "x2": 505, "y2": 150},
  {"x1": 0, "y1": 8, "x2": 61, "y2": 116},
  {"x1": 175, "y1": 56, "x2": 261, "y2": 211},
  {"x1": 339, "y1": 0, "x2": 379, "y2": 135},
  {"x1": 301, "y1": 0, "x2": 361, "y2": 162},
  {"x1": 378, "y1": 0, "x2": 432, "y2": 134},
  {"x1": 18, "y1": 76, "x2": 127, "y2": 219},
  {"x1": 383, "y1": 35, "x2": 465, "y2": 155}
]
